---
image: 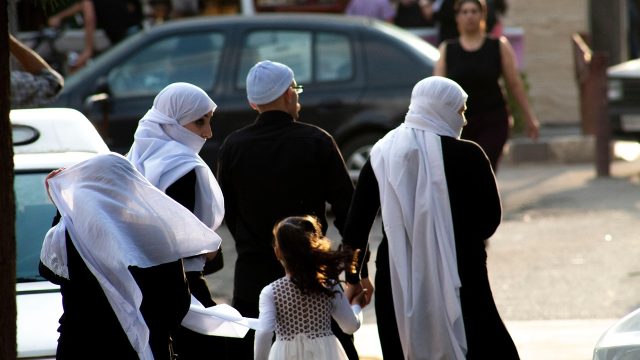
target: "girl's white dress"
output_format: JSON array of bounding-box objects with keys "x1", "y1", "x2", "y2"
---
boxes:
[{"x1": 254, "y1": 277, "x2": 363, "y2": 360}]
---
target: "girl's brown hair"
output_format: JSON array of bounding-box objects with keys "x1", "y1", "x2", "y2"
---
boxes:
[{"x1": 273, "y1": 215, "x2": 355, "y2": 297}]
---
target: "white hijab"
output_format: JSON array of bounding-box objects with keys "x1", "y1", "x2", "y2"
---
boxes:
[
  {"x1": 126, "y1": 83, "x2": 224, "y2": 271},
  {"x1": 370, "y1": 76, "x2": 468, "y2": 360},
  {"x1": 40, "y1": 153, "x2": 222, "y2": 360}
]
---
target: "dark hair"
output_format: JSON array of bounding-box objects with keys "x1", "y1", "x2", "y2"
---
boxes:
[
  {"x1": 454, "y1": 0, "x2": 487, "y2": 15},
  {"x1": 272, "y1": 216, "x2": 355, "y2": 297},
  {"x1": 492, "y1": 0, "x2": 508, "y2": 15}
]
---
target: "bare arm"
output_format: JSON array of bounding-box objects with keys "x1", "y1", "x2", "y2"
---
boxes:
[
  {"x1": 9, "y1": 35, "x2": 64, "y2": 107},
  {"x1": 434, "y1": 42, "x2": 447, "y2": 76},
  {"x1": 9, "y1": 34, "x2": 61, "y2": 77},
  {"x1": 47, "y1": 2, "x2": 84, "y2": 28},
  {"x1": 74, "y1": 0, "x2": 96, "y2": 69},
  {"x1": 499, "y1": 36, "x2": 539, "y2": 140}
]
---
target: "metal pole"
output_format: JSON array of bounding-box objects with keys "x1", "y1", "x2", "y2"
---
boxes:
[{"x1": 592, "y1": 53, "x2": 611, "y2": 177}]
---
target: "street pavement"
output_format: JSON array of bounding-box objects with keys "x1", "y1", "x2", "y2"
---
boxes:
[{"x1": 206, "y1": 134, "x2": 640, "y2": 360}]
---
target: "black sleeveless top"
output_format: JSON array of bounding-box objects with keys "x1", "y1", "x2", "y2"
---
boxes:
[{"x1": 445, "y1": 37, "x2": 505, "y2": 116}]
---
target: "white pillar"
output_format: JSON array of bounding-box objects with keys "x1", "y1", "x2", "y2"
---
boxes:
[{"x1": 241, "y1": 0, "x2": 255, "y2": 15}]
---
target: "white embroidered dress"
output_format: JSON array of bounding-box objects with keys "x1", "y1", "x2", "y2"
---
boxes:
[{"x1": 254, "y1": 277, "x2": 362, "y2": 360}]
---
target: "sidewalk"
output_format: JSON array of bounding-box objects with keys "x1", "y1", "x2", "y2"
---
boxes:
[
  {"x1": 504, "y1": 124, "x2": 595, "y2": 164},
  {"x1": 354, "y1": 319, "x2": 617, "y2": 360}
]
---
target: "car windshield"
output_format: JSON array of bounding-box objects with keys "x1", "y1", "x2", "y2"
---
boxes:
[
  {"x1": 15, "y1": 171, "x2": 56, "y2": 283},
  {"x1": 373, "y1": 21, "x2": 440, "y2": 62}
]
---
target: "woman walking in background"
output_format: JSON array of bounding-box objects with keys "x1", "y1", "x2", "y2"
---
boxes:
[
  {"x1": 254, "y1": 216, "x2": 365, "y2": 360},
  {"x1": 434, "y1": 0, "x2": 538, "y2": 171}
]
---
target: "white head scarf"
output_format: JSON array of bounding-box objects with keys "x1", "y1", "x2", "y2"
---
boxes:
[
  {"x1": 40, "y1": 153, "x2": 222, "y2": 360},
  {"x1": 126, "y1": 83, "x2": 224, "y2": 271},
  {"x1": 370, "y1": 76, "x2": 468, "y2": 360}
]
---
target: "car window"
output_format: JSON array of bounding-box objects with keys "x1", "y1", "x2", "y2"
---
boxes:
[
  {"x1": 315, "y1": 32, "x2": 353, "y2": 82},
  {"x1": 15, "y1": 172, "x2": 56, "y2": 282},
  {"x1": 237, "y1": 30, "x2": 313, "y2": 87},
  {"x1": 108, "y1": 32, "x2": 225, "y2": 97},
  {"x1": 237, "y1": 30, "x2": 353, "y2": 88}
]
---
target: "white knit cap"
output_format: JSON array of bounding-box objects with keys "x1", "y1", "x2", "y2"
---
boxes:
[{"x1": 246, "y1": 60, "x2": 294, "y2": 105}]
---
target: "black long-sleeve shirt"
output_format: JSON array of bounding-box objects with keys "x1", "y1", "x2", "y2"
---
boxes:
[
  {"x1": 343, "y1": 136, "x2": 502, "y2": 284},
  {"x1": 217, "y1": 110, "x2": 354, "y2": 303},
  {"x1": 343, "y1": 136, "x2": 519, "y2": 358},
  {"x1": 39, "y1": 213, "x2": 189, "y2": 360}
]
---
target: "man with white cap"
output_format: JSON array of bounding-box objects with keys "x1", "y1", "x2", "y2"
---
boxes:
[{"x1": 217, "y1": 60, "x2": 361, "y2": 359}]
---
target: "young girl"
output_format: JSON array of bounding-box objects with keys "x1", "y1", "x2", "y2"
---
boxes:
[{"x1": 254, "y1": 216, "x2": 365, "y2": 360}]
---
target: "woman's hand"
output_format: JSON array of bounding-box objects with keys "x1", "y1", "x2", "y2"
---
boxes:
[
  {"x1": 360, "y1": 277, "x2": 374, "y2": 306},
  {"x1": 204, "y1": 250, "x2": 219, "y2": 261},
  {"x1": 525, "y1": 114, "x2": 540, "y2": 140},
  {"x1": 345, "y1": 281, "x2": 363, "y2": 304},
  {"x1": 345, "y1": 278, "x2": 374, "y2": 307},
  {"x1": 45, "y1": 168, "x2": 65, "y2": 201},
  {"x1": 350, "y1": 287, "x2": 368, "y2": 307}
]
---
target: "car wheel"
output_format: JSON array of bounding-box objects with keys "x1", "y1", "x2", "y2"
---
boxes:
[{"x1": 341, "y1": 132, "x2": 385, "y2": 182}]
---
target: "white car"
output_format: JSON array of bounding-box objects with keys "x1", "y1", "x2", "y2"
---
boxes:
[
  {"x1": 13, "y1": 108, "x2": 108, "y2": 359},
  {"x1": 593, "y1": 307, "x2": 640, "y2": 360}
]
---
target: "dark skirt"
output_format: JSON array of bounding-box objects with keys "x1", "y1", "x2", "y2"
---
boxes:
[{"x1": 374, "y1": 236, "x2": 520, "y2": 359}]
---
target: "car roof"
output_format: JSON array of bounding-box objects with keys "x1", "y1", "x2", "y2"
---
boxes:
[
  {"x1": 11, "y1": 108, "x2": 109, "y2": 171},
  {"x1": 64, "y1": 13, "x2": 438, "y2": 91},
  {"x1": 608, "y1": 58, "x2": 640, "y2": 78},
  {"x1": 157, "y1": 13, "x2": 376, "y2": 30}
]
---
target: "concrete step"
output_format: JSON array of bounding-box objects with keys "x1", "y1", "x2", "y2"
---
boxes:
[{"x1": 502, "y1": 125, "x2": 640, "y2": 164}]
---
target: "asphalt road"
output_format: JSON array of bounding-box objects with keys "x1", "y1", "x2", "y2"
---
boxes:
[{"x1": 205, "y1": 156, "x2": 640, "y2": 360}]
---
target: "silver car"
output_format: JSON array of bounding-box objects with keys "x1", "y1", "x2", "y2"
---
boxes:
[
  {"x1": 13, "y1": 108, "x2": 108, "y2": 359},
  {"x1": 593, "y1": 307, "x2": 640, "y2": 360}
]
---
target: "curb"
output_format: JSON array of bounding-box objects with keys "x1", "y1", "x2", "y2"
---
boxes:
[
  {"x1": 503, "y1": 134, "x2": 596, "y2": 164},
  {"x1": 354, "y1": 319, "x2": 615, "y2": 360}
]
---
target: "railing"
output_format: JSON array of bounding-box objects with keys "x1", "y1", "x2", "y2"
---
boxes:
[{"x1": 571, "y1": 32, "x2": 610, "y2": 177}]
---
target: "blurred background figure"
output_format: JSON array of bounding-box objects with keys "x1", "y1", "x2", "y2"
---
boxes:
[
  {"x1": 47, "y1": 0, "x2": 143, "y2": 71},
  {"x1": 9, "y1": 34, "x2": 64, "y2": 109},
  {"x1": 434, "y1": 0, "x2": 538, "y2": 171},
  {"x1": 345, "y1": 0, "x2": 396, "y2": 22},
  {"x1": 393, "y1": 0, "x2": 434, "y2": 28},
  {"x1": 147, "y1": 0, "x2": 174, "y2": 25},
  {"x1": 432, "y1": 0, "x2": 507, "y2": 44},
  {"x1": 147, "y1": 0, "x2": 204, "y2": 25},
  {"x1": 485, "y1": 0, "x2": 508, "y2": 37}
]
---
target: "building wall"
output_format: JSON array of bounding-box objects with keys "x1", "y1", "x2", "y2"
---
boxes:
[{"x1": 504, "y1": 0, "x2": 588, "y2": 125}]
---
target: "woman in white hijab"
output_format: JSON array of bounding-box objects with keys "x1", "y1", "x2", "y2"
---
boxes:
[
  {"x1": 343, "y1": 76, "x2": 519, "y2": 359},
  {"x1": 39, "y1": 153, "x2": 221, "y2": 360},
  {"x1": 126, "y1": 82, "x2": 227, "y2": 359}
]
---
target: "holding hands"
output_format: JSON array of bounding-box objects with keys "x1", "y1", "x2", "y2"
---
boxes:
[{"x1": 346, "y1": 277, "x2": 374, "y2": 307}]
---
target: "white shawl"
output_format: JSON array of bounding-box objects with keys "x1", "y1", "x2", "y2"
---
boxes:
[
  {"x1": 370, "y1": 76, "x2": 468, "y2": 360},
  {"x1": 126, "y1": 83, "x2": 224, "y2": 271},
  {"x1": 40, "y1": 153, "x2": 222, "y2": 360}
]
